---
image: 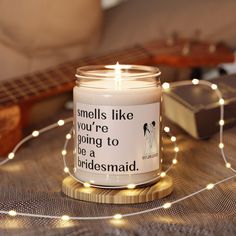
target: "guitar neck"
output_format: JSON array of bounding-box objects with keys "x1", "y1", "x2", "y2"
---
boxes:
[
  {"x1": 0, "y1": 45, "x2": 151, "y2": 107},
  {"x1": 0, "y1": 39, "x2": 234, "y2": 108}
]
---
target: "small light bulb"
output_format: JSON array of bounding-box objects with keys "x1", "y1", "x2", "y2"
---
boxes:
[
  {"x1": 219, "y1": 143, "x2": 224, "y2": 149},
  {"x1": 206, "y1": 183, "x2": 214, "y2": 190},
  {"x1": 66, "y1": 134, "x2": 72, "y2": 140},
  {"x1": 226, "y1": 163, "x2": 231, "y2": 168},
  {"x1": 32, "y1": 130, "x2": 39, "y2": 137},
  {"x1": 219, "y1": 99, "x2": 224, "y2": 105},
  {"x1": 113, "y1": 214, "x2": 122, "y2": 220},
  {"x1": 164, "y1": 126, "x2": 170, "y2": 133},
  {"x1": 174, "y1": 147, "x2": 179, "y2": 152},
  {"x1": 163, "y1": 202, "x2": 172, "y2": 209},
  {"x1": 83, "y1": 182, "x2": 91, "y2": 188},
  {"x1": 61, "y1": 150, "x2": 67, "y2": 155},
  {"x1": 127, "y1": 184, "x2": 136, "y2": 189},
  {"x1": 64, "y1": 167, "x2": 69, "y2": 173},
  {"x1": 192, "y1": 79, "x2": 199, "y2": 85},
  {"x1": 171, "y1": 136, "x2": 176, "y2": 142},
  {"x1": 160, "y1": 172, "x2": 166, "y2": 177},
  {"x1": 219, "y1": 120, "x2": 224, "y2": 126},
  {"x1": 8, "y1": 152, "x2": 15, "y2": 160},
  {"x1": 58, "y1": 120, "x2": 65, "y2": 126},
  {"x1": 61, "y1": 215, "x2": 70, "y2": 221},
  {"x1": 172, "y1": 159, "x2": 177, "y2": 164},
  {"x1": 162, "y1": 82, "x2": 170, "y2": 90},
  {"x1": 211, "y1": 84, "x2": 218, "y2": 90},
  {"x1": 8, "y1": 210, "x2": 17, "y2": 216}
]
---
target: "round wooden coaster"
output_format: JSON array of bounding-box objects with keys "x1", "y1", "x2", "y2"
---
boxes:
[{"x1": 62, "y1": 176, "x2": 173, "y2": 204}]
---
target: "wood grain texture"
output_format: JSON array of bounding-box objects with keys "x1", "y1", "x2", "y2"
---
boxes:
[
  {"x1": 62, "y1": 175, "x2": 173, "y2": 204},
  {"x1": 0, "y1": 105, "x2": 22, "y2": 156}
]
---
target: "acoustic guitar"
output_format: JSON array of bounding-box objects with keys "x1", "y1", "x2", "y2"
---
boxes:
[{"x1": 0, "y1": 38, "x2": 234, "y2": 156}]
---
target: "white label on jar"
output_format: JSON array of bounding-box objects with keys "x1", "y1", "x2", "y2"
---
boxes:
[{"x1": 75, "y1": 102, "x2": 160, "y2": 175}]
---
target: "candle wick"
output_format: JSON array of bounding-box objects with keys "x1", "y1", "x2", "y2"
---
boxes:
[{"x1": 115, "y1": 62, "x2": 121, "y2": 90}]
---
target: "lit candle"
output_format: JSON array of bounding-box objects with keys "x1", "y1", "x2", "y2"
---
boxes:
[{"x1": 73, "y1": 64, "x2": 162, "y2": 186}]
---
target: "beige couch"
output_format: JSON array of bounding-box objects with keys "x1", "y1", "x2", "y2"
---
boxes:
[{"x1": 1, "y1": 0, "x2": 236, "y2": 81}]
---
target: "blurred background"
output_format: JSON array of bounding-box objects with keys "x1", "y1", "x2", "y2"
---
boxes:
[
  {"x1": 1, "y1": 0, "x2": 236, "y2": 81},
  {"x1": 1, "y1": 0, "x2": 236, "y2": 154}
]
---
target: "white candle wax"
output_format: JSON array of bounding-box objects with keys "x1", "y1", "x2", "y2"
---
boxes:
[{"x1": 74, "y1": 67, "x2": 162, "y2": 187}]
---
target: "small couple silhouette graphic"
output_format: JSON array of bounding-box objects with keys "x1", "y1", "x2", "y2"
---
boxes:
[{"x1": 143, "y1": 121, "x2": 158, "y2": 157}]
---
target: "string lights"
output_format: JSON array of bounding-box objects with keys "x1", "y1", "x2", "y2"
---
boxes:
[
  {"x1": 60, "y1": 123, "x2": 179, "y2": 190},
  {"x1": 0, "y1": 79, "x2": 235, "y2": 222}
]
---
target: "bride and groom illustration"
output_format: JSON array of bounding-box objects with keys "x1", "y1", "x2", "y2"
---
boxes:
[{"x1": 143, "y1": 121, "x2": 158, "y2": 157}]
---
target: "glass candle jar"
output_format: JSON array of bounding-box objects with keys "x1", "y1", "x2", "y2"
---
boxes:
[{"x1": 73, "y1": 64, "x2": 162, "y2": 187}]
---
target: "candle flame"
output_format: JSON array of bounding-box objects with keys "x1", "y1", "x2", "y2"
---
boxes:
[
  {"x1": 115, "y1": 62, "x2": 121, "y2": 81},
  {"x1": 105, "y1": 62, "x2": 128, "y2": 90}
]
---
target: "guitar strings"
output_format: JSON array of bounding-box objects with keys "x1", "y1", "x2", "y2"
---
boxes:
[
  {"x1": 0, "y1": 40, "x2": 185, "y2": 102},
  {"x1": 0, "y1": 49, "x2": 147, "y2": 103},
  {"x1": 0, "y1": 40, "x2": 218, "y2": 105}
]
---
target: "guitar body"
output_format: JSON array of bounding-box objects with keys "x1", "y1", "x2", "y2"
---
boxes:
[{"x1": 0, "y1": 105, "x2": 22, "y2": 156}]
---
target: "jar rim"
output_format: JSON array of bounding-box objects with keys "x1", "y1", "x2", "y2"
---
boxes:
[{"x1": 76, "y1": 64, "x2": 161, "y2": 81}]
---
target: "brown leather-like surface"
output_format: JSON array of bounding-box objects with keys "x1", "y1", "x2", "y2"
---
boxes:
[
  {"x1": 164, "y1": 74, "x2": 236, "y2": 138},
  {"x1": 166, "y1": 74, "x2": 236, "y2": 110}
]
